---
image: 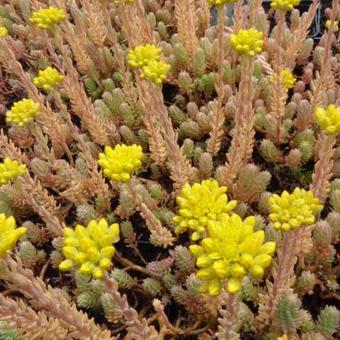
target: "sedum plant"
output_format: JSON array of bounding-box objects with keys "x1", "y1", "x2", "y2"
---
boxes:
[{"x1": 0, "y1": 0, "x2": 339, "y2": 338}]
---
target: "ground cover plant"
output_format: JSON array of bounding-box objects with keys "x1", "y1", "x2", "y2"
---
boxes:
[{"x1": 0, "y1": 0, "x2": 339, "y2": 338}]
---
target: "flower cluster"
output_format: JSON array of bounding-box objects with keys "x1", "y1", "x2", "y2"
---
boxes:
[
  {"x1": 33, "y1": 67, "x2": 64, "y2": 92},
  {"x1": 128, "y1": 44, "x2": 161, "y2": 68},
  {"x1": 29, "y1": 7, "x2": 66, "y2": 29},
  {"x1": 271, "y1": 0, "x2": 301, "y2": 11},
  {"x1": 140, "y1": 60, "x2": 171, "y2": 85},
  {"x1": 269, "y1": 69, "x2": 296, "y2": 91},
  {"x1": 325, "y1": 20, "x2": 339, "y2": 32},
  {"x1": 268, "y1": 188, "x2": 323, "y2": 232},
  {"x1": 173, "y1": 179, "x2": 237, "y2": 240},
  {"x1": 59, "y1": 219, "x2": 120, "y2": 279},
  {"x1": 98, "y1": 144, "x2": 143, "y2": 182},
  {"x1": 315, "y1": 105, "x2": 340, "y2": 136},
  {"x1": 190, "y1": 214, "x2": 276, "y2": 294},
  {"x1": 0, "y1": 158, "x2": 26, "y2": 185},
  {"x1": 207, "y1": 0, "x2": 237, "y2": 5},
  {"x1": 0, "y1": 26, "x2": 8, "y2": 37},
  {"x1": 6, "y1": 99, "x2": 40, "y2": 127},
  {"x1": 128, "y1": 44, "x2": 170, "y2": 84},
  {"x1": 0, "y1": 214, "x2": 27, "y2": 257},
  {"x1": 230, "y1": 28, "x2": 264, "y2": 57}
]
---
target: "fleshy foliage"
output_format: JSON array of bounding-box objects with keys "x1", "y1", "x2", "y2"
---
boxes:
[
  {"x1": 29, "y1": 7, "x2": 66, "y2": 29},
  {"x1": 230, "y1": 28, "x2": 264, "y2": 57},
  {"x1": 0, "y1": 26, "x2": 8, "y2": 37},
  {"x1": 6, "y1": 99, "x2": 40, "y2": 127},
  {"x1": 98, "y1": 144, "x2": 143, "y2": 182},
  {"x1": 268, "y1": 188, "x2": 323, "y2": 231},
  {"x1": 271, "y1": 0, "x2": 301, "y2": 11},
  {"x1": 0, "y1": 158, "x2": 27, "y2": 185},
  {"x1": 59, "y1": 219, "x2": 120, "y2": 279},
  {"x1": 190, "y1": 213, "x2": 276, "y2": 294},
  {"x1": 315, "y1": 105, "x2": 340, "y2": 136},
  {"x1": 173, "y1": 179, "x2": 237, "y2": 240},
  {"x1": 0, "y1": 214, "x2": 27, "y2": 257},
  {"x1": 33, "y1": 67, "x2": 64, "y2": 92}
]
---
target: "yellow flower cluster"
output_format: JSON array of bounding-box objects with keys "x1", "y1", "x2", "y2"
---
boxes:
[
  {"x1": 207, "y1": 0, "x2": 237, "y2": 5},
  {"x1": 6, "y1": 99, "x2": 40, "y2": 127},
  {"x1": 128, "y1": 44, "x2": 162, "y2": 68},
  {"x1": 128, "y1": 44, "x2": 170, "y2": 84},
  {"x1": 0, "y1": 26, "x2": 8, "y2": 37},
  {"x1": 268, "y1": 188, "x2": 323, "y2": 232},
  {"x1": 59, "y1": 219, "x2": 120, "y2": 279},
  {"x1": 0, "y1": 158, "x2": 26, "y2": 185},
  {"x1": 230, "y1": 28, "x2": 264, "y2": 57},
  {"x1": 315, "y1": 105, "x2": 340, "y2": 136},
  {"x1": 271, "y1": 0, "x2": 301, "y2": 11},
  {"x1": 29, "y1": 7, "x2": 65, "y2": 29},
  {"x1": 190, "y1": 214, "x2": 276, "y2": 294},
  {"x1": 33, "y1": 67, "x2": 64, "y2": 92},
  {"x1": 128, "y1": 44, "x2": 161, "y2": 68},
  {"x1": 173, "y1": 179, "x2": 237, "y2": 241},
  {"x1": 140, "y1": 60, "x2": 171, "y2": 85},
  {"x1": 98, "y1": 144, "x2": 143, "y2": 182},
  {"x1": 269, "y1": 69, "x2": 296, "y2": 91},
  {"x1": 325, "y1": 20, "x2": 339, "y2": 32},
  {"x1": 0, "y1": 214, "x2": 27, "y2": 257}
]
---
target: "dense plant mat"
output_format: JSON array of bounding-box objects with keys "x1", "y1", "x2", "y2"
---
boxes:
[{"x1": 0, "y1": 0, "x2": 339, "y2": 339}]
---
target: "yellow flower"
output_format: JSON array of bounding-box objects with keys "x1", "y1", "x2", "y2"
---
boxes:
[
  {"x1": 230, "y1": 28, "x2": 264, "y2": 57},
  {"x1": 268, "y1": 188, "x2": 323, "y2": 232},
  {"x1": 0, "y1": 214, "x2": 27, "y2": 257},
  {"x1": 29, "y1": 7, "x2": 66, "y2": 29},
  {"x1": 59, "y1": 219, "x2": 120, "y2": 279},
  {"x1": 0, "y1": 158, "x2": 26, "y2": 185},
  {"x1": 141, "y1": 60, "x2": 171, "y2": 85},
  {"x1": 0, "y1": 26, "x2": 8, "y2": 37},
  {"x1": 173, "y1": 179, "x2": 237, "y2": 241},
  {"x1": 128, "y1": 44, "x2": 162, "y2": 68},
  {"x1": 325, "y1": 20, "x2": 339, "y2": 32},
  {"x1": 315, "y1": 105, "x2": 340, "y2": 136},
  {"x1": 271, "y1": 0, "x2": 301, "y2": 11},
  {"x1": 33, "y1": 67, "x2": 64, "y2": 92},
  {"x1": 190, "y1": 213, "x2": 276, "y2": 295},
  {"x1": 98, "y1": 144, "x2": 143, "y2": 182},
  {"x1": 6, "y1": 99, "x2": 40, "y2": 127},
  {"x1": 207, "y1": 0, "x2": 237, "y2": 5},
  {"x1": 269, "y1": 69, "x2": 296, "y2": 91}
]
